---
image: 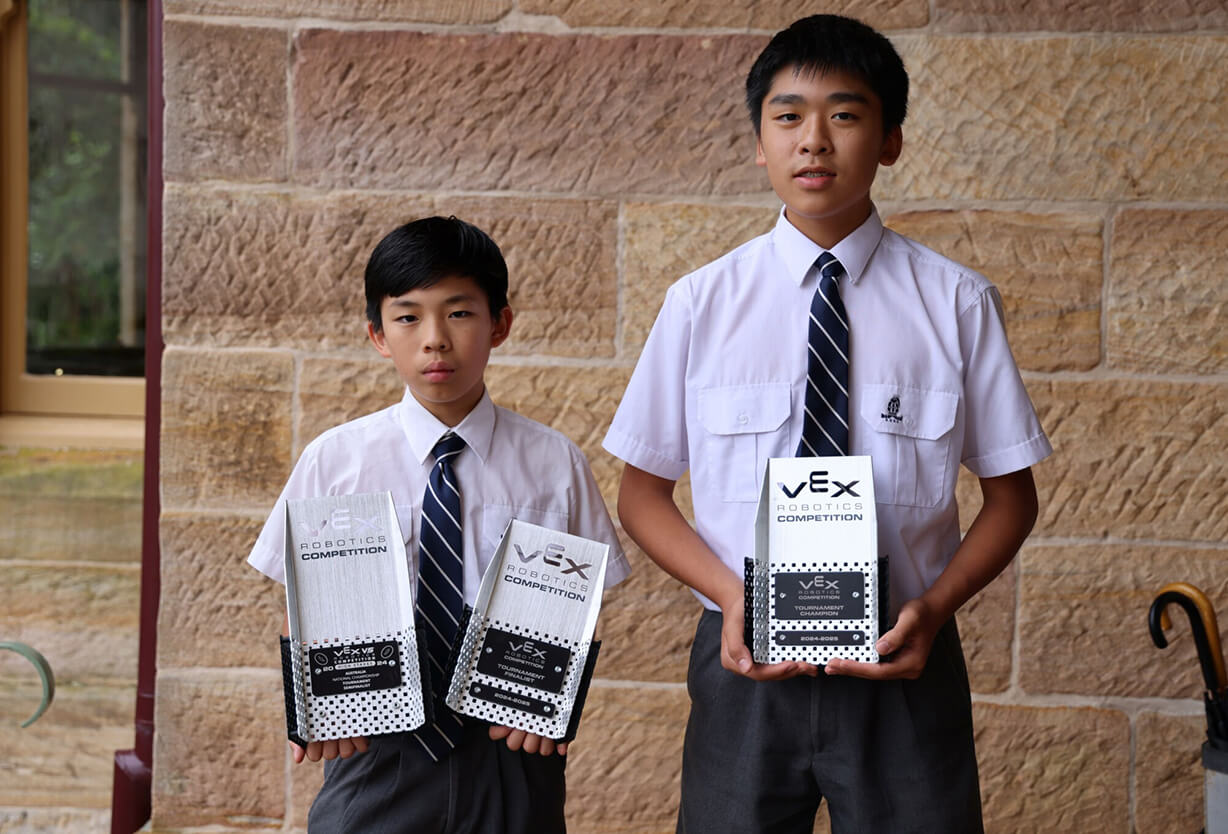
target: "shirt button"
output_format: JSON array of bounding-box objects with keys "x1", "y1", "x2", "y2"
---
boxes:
[{"x1": 737, "y1": 412, "x2": 749, "y2": 425}]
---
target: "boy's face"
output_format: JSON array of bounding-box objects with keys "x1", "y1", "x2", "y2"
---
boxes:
[
  {"x1": 756, "y1": 65, "x2": 902, "y2": 249},
  {"x1": 368, "y1": 274, "x2": 513, "y2": 427}
]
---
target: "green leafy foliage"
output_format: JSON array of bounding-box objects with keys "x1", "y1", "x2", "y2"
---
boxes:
[{"x1": 25, "y1": 0, "x2": 144, "y2": 367}]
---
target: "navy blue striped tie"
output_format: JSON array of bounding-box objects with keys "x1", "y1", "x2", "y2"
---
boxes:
[
  {"x1": 797, "y1": 253, "x2": 849, "y2": 457},
  {"x1": 413, "y1": 432, "x2": 467, "y2": 760}
]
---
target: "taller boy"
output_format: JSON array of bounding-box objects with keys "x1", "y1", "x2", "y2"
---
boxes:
[{"x1": 604, "y1": 15, "x2": 1051, "y2": 833}]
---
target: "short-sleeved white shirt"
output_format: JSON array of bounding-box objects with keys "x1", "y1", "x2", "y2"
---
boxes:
[
  {"x1": 249, "y1": 388, "x2": 631, "y2": 599},
  {"x1": 603, "y1": 207, "x2": 1051, "y2": 612}
]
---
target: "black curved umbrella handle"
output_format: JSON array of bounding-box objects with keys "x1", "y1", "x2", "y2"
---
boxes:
[{"x1": 1148, "y1": 582, "x2": 1227, "y2": 694}]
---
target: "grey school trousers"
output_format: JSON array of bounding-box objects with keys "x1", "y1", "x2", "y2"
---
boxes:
[
  {"x1": 307, "y1": 721, "x2": 566, "y2": 834},
  {"x1": 678, "y1": 609, "x2": 984, "y2": 834}
]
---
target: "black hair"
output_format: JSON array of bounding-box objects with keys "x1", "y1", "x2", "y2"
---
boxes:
[
  {"x1": 745, "y1": 14, "x2": 908, "y2": 136},
  {"x1": 364, "y1": 215, "x2": 509, "y2": 330}
]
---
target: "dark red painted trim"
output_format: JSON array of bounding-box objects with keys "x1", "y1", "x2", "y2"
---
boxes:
[{"x1": 111, "y1": 1, "x2": 161, "y2": 830}]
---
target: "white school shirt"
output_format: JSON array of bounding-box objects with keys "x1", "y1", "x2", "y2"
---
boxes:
[
  {"x1": 603, "y1": 207, "x2": 1051, "y2": 612},
  {"x1": 249, "y1": 388, "x2": 631, "y2": 599}
]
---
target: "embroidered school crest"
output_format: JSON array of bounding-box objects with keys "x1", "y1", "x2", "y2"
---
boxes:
[{"x1": 881, "y1": 395, "x2": 903, "y2": 423}]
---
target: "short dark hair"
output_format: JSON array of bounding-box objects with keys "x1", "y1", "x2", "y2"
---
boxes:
[
  {"x1": 745, "y1": 14, "x2": 908, "y2": 136},
  {"x1": 364, "y1": 216, "x2": 509, "y2": 330}
]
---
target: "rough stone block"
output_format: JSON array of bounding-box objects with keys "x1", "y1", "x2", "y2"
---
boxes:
[
  {"x1": 959, "y1": 562, "x2": 1014, "y2": 694},
  {"x1": 164, "y1": 185, "x2": 618, "y2": 357},
  {"x1": 471, "y1": 198, "x2": 618, "y2": 358},
  {"x1": 885, "y1": 210, "x2": 1103, "y2": 372},
  {"x1": 1109, "y1": 208, "x2": 1228, "y2": 374},
  {"x1": 935, "y1": 0, "x2": 1228, "y2": 32},
  {"x1": 0, "y1": 448, "x2": 142, "y2": 563},
  {"x1": 162, "y1": 185, "x2": 395, "y2": 350},
  {"x1": 164, "y1": 20, "x2": 288, "y2": 182},
  {"x1": 622, "y1": 202, "x2": 777, "y2": 356},
  {"x1": 0, "y1": 682, "x2": 133, "y2": 808},
  {"x1": 485, "y1": 364, "x2": 632, "y2": 508},
  {"x1": 1018, "y1": 542, "x2": 1228, "y2": 697},
  {"x1": 292, "y1": 30, "x2": 765, "y2": 195},
  {"x1": 520, "y1": 0, "x2": 927, "y2": 29},
  {"x1": 165, "y1": 0, "x2": 511, "y2": 22},
  {"x1": 0, "y1": 564, "x2": 138, "y2": 685},
  {"x1": 0, "y1": 809, "x2": 109, "y2": 833},
  {"x1": 597, "y1": 529, "x2": 699, "y2": 684},
  {"x1": 1135, "y1": 711, "x2": 1205, "y2": 834},
  {"x1": 158, "y1": 513, "x2": 282, "y2": 669},
  {"x1": 881, "y1": 36, "x2": 1228, "y2": 202},
  {"x1": 289, "y1": 749, "x2": 326, "y2": 830},
  {"x1": 298, "y1": 357, "x2": 404, "y2": 454},
  {"x1": 161, "y1": 348, "x2": 295, "y2": 511},
  {"x1": 565, "y1": 683, "x2": 689, "y2": 832},
  {"x1": 974, "y1": 703, "x2": 1128, "y2": 832},
  {"x1": 1026, "y1": 379, "x2": 1228, "y2": 542},
  {"x1": 152, "y1": 670, "x2": 286, "y2": 827}
]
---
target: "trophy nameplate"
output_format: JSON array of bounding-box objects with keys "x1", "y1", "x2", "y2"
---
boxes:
[
  {"x1": 745, "y1": 456, "x2": 884, "y2": 665},
  {"x1": 281, "y1": 492, "x2": 430, "y2": 744},
  {"x1": 446, "y1": 519, "x2": 607, "y2": 741}
]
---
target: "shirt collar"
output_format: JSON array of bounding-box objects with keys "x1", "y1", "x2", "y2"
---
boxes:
[
  {"x1": 770, "y1": 205, "x2": 885, "y2": 287},
  {"x1": 397, "y1": 387, "x2": 496, "y2": 465}
]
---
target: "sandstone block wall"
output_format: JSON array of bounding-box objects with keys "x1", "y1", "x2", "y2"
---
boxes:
[
  {"x1": 0, "y1": 449, "x2": 142, "y2": 831},
  {"x1": 151, "y1": 2, "x2": 1226, "y2": 832}
]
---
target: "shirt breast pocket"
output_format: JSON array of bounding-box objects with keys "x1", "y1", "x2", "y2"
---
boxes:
[
  {"x1": 698, "y1": 383, "x2": 791, "y2": 503},
  {"x1": 858, "y1": 384, "x2": 959, "y2": 508},
  {"x1": 481, "y1": 504, "x2": 570, "y2": 565}
]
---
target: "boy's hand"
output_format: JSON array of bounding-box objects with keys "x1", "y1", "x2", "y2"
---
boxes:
[
  {"x1": 824, "y1": 598, "x2": 942, "y2": 680},
  {"x1": 290, "y1": 736, "x2": 369, "y2": 763},
  {"x1": 488, "y1": 724, "x2": 568, "y2": 756},
  {"x1": 721, "y1": 596, "x2": 818, "y2": 681}
]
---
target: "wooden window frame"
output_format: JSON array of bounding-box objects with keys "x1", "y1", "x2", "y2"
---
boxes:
[{"x1": 1, "y1": 0, "x2": 144, "y2": 419}]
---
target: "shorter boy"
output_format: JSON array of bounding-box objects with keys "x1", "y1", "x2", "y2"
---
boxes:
[
  {"x1": 248, "y1": 216, "x2": 630, "y2": 833},
  {"x1": 604, "y1": 15, "x2": 1050, "y2": 834}
]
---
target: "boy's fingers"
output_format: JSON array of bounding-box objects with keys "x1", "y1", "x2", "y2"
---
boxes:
[
  {"x1": 488, "y1": 725, "x2": 513, "y2": 741},
  {"x1": 504, "y1": 729, "x2": 527, "y2": 751},
  {"x1": 290, "y1": 741, "x2": 306, "y2": 764},
  {"x1": 337, "y1": 738, "x2": 355, "y2": 758},
  {"x1": 746, "y1": 661, "x2": 816, "y2": 681},
  {"x1": 557, "y1": 741, "x2": 569, "y2": 756},
  {"x1": 538, "y1": 737, "x2": 556, "y2": 756},
  {"x1": 305, "y1": 741, "x2": 323, "y2": 762},
  {"x1": 522, "y1": 733, "x2": 541, "y2": 754},
  {"x1": 321, "y1": 740, "x2": 340, "y2": 760},
  {"x1": 720, "y1": 619, "x2": 754, "y2": 674},
  {"x1": 724, "y1": 644, "x2": 753, "y2": 675},
  {"x1": 353, "y1": 736, "x2": 369, "y2": 754}
]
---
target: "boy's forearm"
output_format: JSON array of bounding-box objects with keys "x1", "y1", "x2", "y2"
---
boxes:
[
  {"x1": 918, "y1": 467, "x2": 1039, "y2": 624},
  {"x1": 617, "y1": 464, "x2": 742, "y2": 611}
]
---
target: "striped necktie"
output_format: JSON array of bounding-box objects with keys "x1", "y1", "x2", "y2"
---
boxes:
[
  {"x1": 413, "y1": 432, "x2": 467, "y2": 760},
  {"x1": 797, "y1": 252, "x2": 849, "y2": 457}
]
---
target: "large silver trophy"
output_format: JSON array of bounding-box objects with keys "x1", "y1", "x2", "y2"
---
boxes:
[{"x1": 281, "y1": 492, "x2": 431, "y2": 744}]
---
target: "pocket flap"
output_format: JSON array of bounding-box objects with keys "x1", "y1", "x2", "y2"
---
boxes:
[
  {"x1": 698, "y1": 383, "x2": 791, "y2": 435},
  {"x1": 859, "y1": 384, "x2": 958, "y2": 441}
]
